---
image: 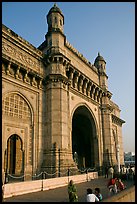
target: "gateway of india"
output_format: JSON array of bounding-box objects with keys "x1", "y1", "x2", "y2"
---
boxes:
[{"x1": 2, "y1": 3, "x2": 125, "y2": 181}]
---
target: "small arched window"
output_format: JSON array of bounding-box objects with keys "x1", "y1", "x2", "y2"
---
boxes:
[
  {"x1": 60, "y1": 19, "x2": 62, "y2": 26},
  {"x1": 55, "y1": 17, "x2": 57, "y2": 24}
]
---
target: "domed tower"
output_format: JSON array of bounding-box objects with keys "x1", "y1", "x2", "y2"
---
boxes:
[
  {"x1": 47, "y1": 3, "x2": 64, "y2": 33},
  {"x1": 94, "y1": 52, "x2": 108, "y2": 90},
  {"x1": 43, "y1": 3, "x2": 65, "y2": 51}
]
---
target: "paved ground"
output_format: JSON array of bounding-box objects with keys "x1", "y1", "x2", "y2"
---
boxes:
[{"x1": 3, "y1": 176, "x2": 134, "y2": 202}]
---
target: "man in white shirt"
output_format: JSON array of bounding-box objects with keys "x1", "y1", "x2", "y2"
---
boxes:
[{"x1": 86, "y1": 188, "x2": 99, "y2": 202}]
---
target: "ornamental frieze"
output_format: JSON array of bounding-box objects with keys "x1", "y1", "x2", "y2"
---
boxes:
[{"x1": 2, "y1": 40, "x2": 41, "y2": 72}]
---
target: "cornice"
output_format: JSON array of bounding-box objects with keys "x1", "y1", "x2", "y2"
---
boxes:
[
  {"x1": 2, "y1": 24, "x2": 43, "y2": 59},
  {"x1": 112, "y1": 114, "x2": 125, "y2": 126}
]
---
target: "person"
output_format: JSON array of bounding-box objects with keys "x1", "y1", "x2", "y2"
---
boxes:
[
  {"x1": 120, "y1": 165, "x2": 127, "y2": 180},
  {"x1": 116, "y1": 178, "x2": 125, "y2": 192},
  {"x1": 104, "y1": 166, "x2": 108, "y2": 178},
  {"x1": 108, "y1": 166, "x2": 114, "y2": 179},
  {"x1": 126, "y1": 166, "x2": 130, "y2": 180},
  {"x1": 86, "y1": 188, "x2": 99, "y2": 202},
  {"x1": 68, "y1": 180, "x2": 78, "y2": 202},
  {"x1": 94, "y1": 188, "x2": 102, "y2": 201},
  {"x1": 107, "y1": 176, "x2": 117, "y2": 196}
]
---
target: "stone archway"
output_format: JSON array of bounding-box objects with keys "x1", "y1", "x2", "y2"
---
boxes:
[
  {"x1": 72, "y1": 105, "x2": 99, "y2": 169},
  {"x1": 6, "y1": 134, "x2": 24, "y2": 175}
]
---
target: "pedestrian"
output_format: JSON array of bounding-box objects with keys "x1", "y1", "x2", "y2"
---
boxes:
[
  {"x1": 104, "y1": 166, "x2": 108, "y2": 178},
  {"x1": 108, "y1": 166, "x2": 114, "y2": 179},
  {"x1": 86, "y1": 188, "x2": 99, "y2": 202},
  {"x1": 94, "y1": 187, "x2": 102, "y2": 201},
  {"x1": 68, "y1": 180, "x2": 78, "y2": 202},
  {"x1": 107, "y1": 176, "x2": 117, "y2": 196}
]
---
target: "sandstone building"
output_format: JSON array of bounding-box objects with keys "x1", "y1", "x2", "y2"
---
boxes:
[{"x1": 2, "y1": 4, "x2": 125, "y2": 181}]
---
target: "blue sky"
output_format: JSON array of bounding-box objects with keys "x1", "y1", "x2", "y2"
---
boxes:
[{"x1": 2, "y1": 2, "x2": 135, "y2": 153}]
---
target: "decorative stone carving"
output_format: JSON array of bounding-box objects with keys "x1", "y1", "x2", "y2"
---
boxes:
[
  {"x1": 24, "y1": 71, "x2": 30, "y2": 84},
  {"x1": 15, "y1": 66, "x2": 23, "y2": 80},
  {"x1": 32, "y1": 76, "x2": 37, "y2": 87},
  {"x1": 2, "y1": 41, "x2": 40, "y2": 72},
  {"x1": 2, "y1": 63, "x2": 5, "y2": 73}
]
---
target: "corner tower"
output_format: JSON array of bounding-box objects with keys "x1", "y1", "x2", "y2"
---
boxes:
[
  {"x1": 41, "y1": 4, "x2": 77, "y2": 175},
  {"x1": 94, "y1": 52, "x2": 108, "y2": 90},
  {"x1": 47, "y1": 3, "x2": 64, "y2": 33},
  {"x1": 42, "y1": 3, "x2": 66, "y2": 54}
]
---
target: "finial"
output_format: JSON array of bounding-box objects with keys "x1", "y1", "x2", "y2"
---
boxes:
[
  {"x1": 54, "y1": 2, "x2": 57, "y2": 7},
  {"x1": 98, "y1": 52, "x2": 100, "y2": 56}
]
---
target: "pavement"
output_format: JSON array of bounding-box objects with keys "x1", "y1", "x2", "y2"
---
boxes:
[{"x1": 3, "y1": 176, "x2": 134, "y2": 202}]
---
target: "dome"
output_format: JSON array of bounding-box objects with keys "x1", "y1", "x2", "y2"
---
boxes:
[
  {"x1": 94, "y1": 52, "x2": 106, "y2": 64},
  {"x1": 47, "y1": 3, "x2": 63, "y2": 17}
]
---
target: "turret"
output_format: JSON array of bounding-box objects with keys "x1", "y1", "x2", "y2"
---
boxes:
[
  {"x1": 94, "y1": 52, "x2": 108, "y2": 90},
  {"x1": 42, "y1": 3, "x2": 65, "y2": 53},
  {"x1": 47, "y1": 3, "x2": 64, "y2": 34}
]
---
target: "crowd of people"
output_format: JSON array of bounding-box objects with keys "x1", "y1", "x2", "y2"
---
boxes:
[
  {"x1": 67, "y1": 176, "x2": 127, "y2": 202},
  {"x1": 67, "y1": 163, "x2": 135, "y2": 202},
  {"x1": 104, "y1": 164, "x2": 135, "y2": 181}
]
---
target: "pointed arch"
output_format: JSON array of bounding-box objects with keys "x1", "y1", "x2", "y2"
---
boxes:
[
  {"x1": 2, "y1": 91, "x2": 34, "y2": 124},
  {"x1": 71, "y1": 102, "x2": 99, "y2": 138},
  {"x1": 71, "y1": 103, "x2": 99, "y2": 169}
]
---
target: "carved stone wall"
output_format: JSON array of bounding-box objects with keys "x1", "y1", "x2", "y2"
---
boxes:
[{"x1": 2, "y1": 7, "x2": 125, "y2": 180}]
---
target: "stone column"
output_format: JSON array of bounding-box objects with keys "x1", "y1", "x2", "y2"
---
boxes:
[
  {"x1": 101, "y1": 94, "x2": 114, "y2": 166},
  {"x1": 82, "y1": 78, "x2": 88, "y2": 94},
  {"x1": 87, "y1": 81, "x2": 92, "y2": 97},
  {"x1": 73, "y1": 72, "x2": 79, "y2": 89},
  {"x1": 78, "y1": 75, "x2": 83, "y2": 92}
]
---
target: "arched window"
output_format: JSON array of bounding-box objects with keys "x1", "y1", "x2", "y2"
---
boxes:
[
  {"x1": 2, "y1": 93, "x2": 31, "y2": 120},
  {"x1": 55, "y1": 17, "x2": 57, "y2": 24}
]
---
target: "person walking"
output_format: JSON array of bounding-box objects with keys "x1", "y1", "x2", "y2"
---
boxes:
[
  {"x1": 86, "y1": 188, "x2": 99, "y2": 202},
  {"x1": 104, "y1": 166, "x2": 108, "y2": 178},
  {"x1": 68, "y1": 180, "x2": 78, "y2": 202},
  {"x1": 108, "y1": 166, "x2": 114, "y2": 179}
]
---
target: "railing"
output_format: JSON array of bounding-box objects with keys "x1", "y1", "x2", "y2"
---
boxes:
[
  {"x1": 4, "y1": 167, "x2": 96, "y2": 184},
  {"x1": 2, "y1": 170, "x2": 98, "y2": 199}
]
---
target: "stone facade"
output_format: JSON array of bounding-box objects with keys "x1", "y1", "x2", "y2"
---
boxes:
[{"x1": 2, "y1": 4, "x2": 125, "y2": 181}]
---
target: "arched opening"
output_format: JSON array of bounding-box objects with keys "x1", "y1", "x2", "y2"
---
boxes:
[
  {"x1": 72, "y1": 106, "x2": 98, "y2": 170},
  {"x1": 6, "y1": 134, "x2": 24, "y2": 176}
]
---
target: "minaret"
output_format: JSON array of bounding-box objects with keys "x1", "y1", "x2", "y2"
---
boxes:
[{"x1": 94, "y1": 52, "x2": 108, "y2": 90}]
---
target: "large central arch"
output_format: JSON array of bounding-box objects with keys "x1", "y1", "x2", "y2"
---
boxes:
[{"x1": 72, "y1": 105, "x2": 99, "y2": 170}]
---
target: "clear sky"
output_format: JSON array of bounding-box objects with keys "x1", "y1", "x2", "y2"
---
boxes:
[{"x1": 2, "y1": 2, "x2": 135, "y2": 153}]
